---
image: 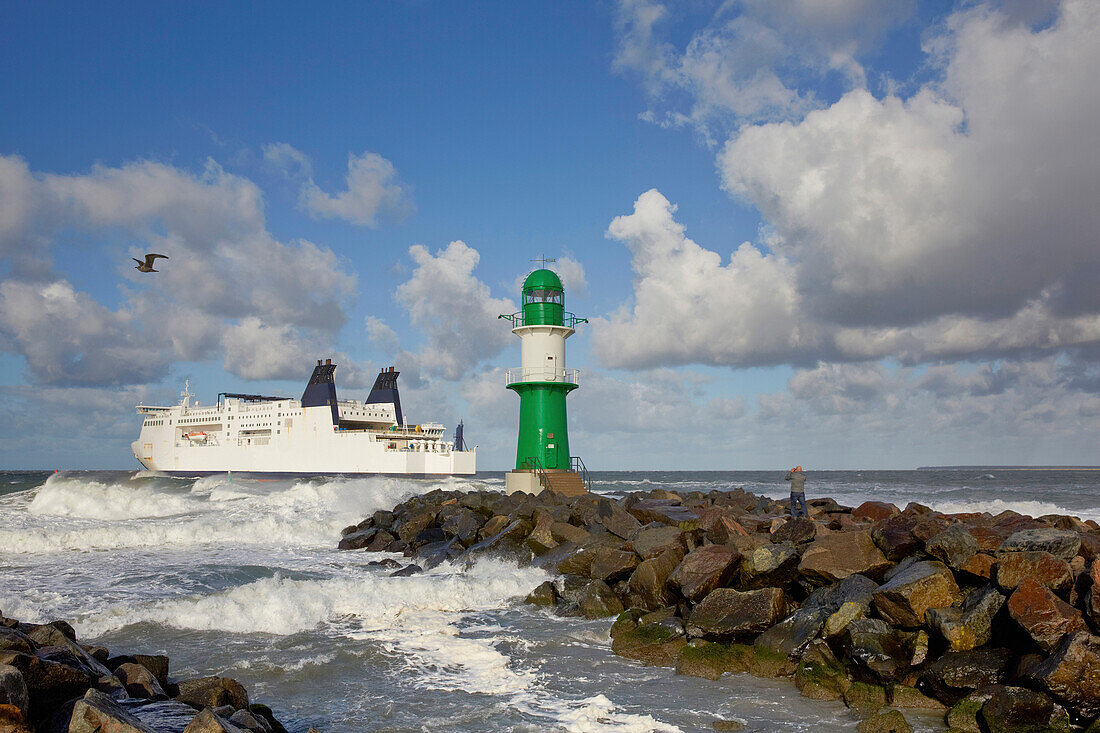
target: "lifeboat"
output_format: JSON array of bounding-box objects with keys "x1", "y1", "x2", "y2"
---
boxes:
[{"x1": 183, "y1": 432, "x2": 208, "y2": 443}]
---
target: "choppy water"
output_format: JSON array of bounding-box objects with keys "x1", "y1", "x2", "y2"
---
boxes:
[{"x1": 2, "y1": 469, "x2": 1098, "y2": 731}]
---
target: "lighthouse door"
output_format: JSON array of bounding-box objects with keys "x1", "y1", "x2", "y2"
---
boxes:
[
  {"x1": 544, "y1": 441, "x2": 557, "y2": 468},
  {"x1": 546, "y1": 354, "x2": 557, "y2": 381}
]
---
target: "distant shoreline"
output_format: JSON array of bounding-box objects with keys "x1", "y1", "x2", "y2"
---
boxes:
[{"x1": 916, "y1": 465, "x2": 1100, "y2": 471}]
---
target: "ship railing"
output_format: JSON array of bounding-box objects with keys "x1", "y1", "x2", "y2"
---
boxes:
[
  {"x1": 505, "y1": 367, "x2": 579, "y2": 386},
  {"x1": 498, "y1": 311, "x2": 588, "y2": 329}
]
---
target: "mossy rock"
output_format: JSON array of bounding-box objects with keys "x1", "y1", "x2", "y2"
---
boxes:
[
  {"x1": 610, "y1": 607, "x2": 647, "y2": 639},
  {"x1": 889, "y1": 684, "x2": 945, "y2": 710},
  {"x1": 944, "y1": 696, "x2": 985, "y2": 733},
  {"x1": 845, "y1": 681, "x2": 888, "y2": 717},
  {"x1": 675, "y1": 640, "x2": 753, "y2": 680},
  {"x1": 748, "y1": 640, "x2": 795, "y2": 678},
  {"x1": 795, "y1": 658, "x2": 850, "y2": 701},
  {"x1": 856, "y1": 708, "x2": 912, "y2": 733},
  {"x1": 610, "y1": 619, "x2": 687, "y2": 667}
]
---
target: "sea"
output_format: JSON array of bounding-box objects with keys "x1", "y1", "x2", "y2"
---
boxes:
[{"x1": 3, "y1": 469, "x2": 1100, "y2": 732}]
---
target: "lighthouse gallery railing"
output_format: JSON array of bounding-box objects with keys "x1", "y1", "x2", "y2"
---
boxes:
[
  {"x1": 498, "y1": 311, "x2": 588, "y2": 329},
  {"x1": 505, "y1": 367, "x2": 579, "y2": 386}
]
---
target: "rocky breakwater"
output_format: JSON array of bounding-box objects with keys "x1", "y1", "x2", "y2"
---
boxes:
[
  {"x1": 0, "y1": 613, "x2": 287, "y2": 733},
  {"x1": 343, "y1": 485, "x2": 1100, "y2": 732}
]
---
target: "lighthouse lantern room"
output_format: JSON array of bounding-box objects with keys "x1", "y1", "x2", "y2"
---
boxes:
[{"x1": 499, "y1": 268, "x2": 590, "y2": 495}]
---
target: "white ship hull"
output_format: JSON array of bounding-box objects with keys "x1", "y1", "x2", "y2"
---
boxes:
[{"x1": 131, "y1": 362, "x2": 476, "y2": 477}]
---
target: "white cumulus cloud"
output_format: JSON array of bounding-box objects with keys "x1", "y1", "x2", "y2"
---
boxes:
[{"x1": 300, "y1": 150, "x2": 413, "y2": 227}]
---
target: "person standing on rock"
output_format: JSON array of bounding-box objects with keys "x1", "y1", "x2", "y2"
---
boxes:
[{"x1": 786, "y1": 466, "x2": 808, "y2": 518}]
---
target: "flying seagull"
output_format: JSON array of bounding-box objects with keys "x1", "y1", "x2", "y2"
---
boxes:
[{"x1": 133, "y1": 253, "x2": 168, "y2": 273}]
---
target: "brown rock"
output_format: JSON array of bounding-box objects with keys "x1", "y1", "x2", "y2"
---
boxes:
[
  {"x1": 1027, "y1": 630, "x2": 1100, "y2": 719},
  {"x1": 629, "y1": 500, "x2": 699, "y2": 527},
  {"x1": 183, "y1": 708, "x2": 247, "y2": 733},
  {"x1": 924, "y1": 525, "x2": 979, "y2": 570},
  {"x1": 631, "y1": 525, "x2": 685, "y2": 560},
  {"x1": 995, "y1": 551, "x2": 1072, "y2": 592},
  {"x1": 978, "y1": 686, "x2": 1070, "y2": 733},
  {"x1": 69, "y1": 688, "x2": 158, "y2": 733},
  {"x1": 853, "y1": 501, "x2": 899, "y2": 523},
  {"x1": 799, "y1": 530, "x2": 891, "y2": 585},
  {"x1": 0, "y1": 665, "x2": 28, "y2": 716},
  {"x1": 550, "y1": 522, "x2": 589, "y2": 546},
  {"x1": 175, "y1": 676, "x2": 249, "y2": 711},
  {"x1": 957, "y1": 553, "x2": 996, "y2": 582},
  {"x1": 667, "y1": 545, "x2": 740, "y2": 603},
  {"x1": 595, "y1": 498, "x2": 643, "y2": 539},
  {"x1": 1007, "y1": 577, "x2": 1085, "y2": 653},
  {"x1": 707, "y1": 515, "x2": 751, "y2": 544},
  {"x1": 921, "y1": 647, "x2": 1012, "y2": 705},
  {"x1": 770, "y1": 517, "x2": 816, "y2": 545},
  {"x1": 626, "y1": 548, "x2": 683, "y2": 610},
  {"x1": 577, "y1": 580, "x2": 625, "y2": 619},
  {"x1": 872, "y1": 560, "x2": 961, "y2": 629},
  {"x1": 740, "y1": 542, "x2": 800, "y2": 589},
  {"x1": 856, "y1": 708, "x2": 911, "y2": 733},
  {"x1": 686, "y1": 587, "x2": 787, "y2": 641},
  {"x1": 0, "y1": 650, "x2": 93, "y2": 712},
  {"x1": 967, "y1": 526, "x2": 1007, "y2": 553},
  {"x1": 872, "y1": 515, "x2": 921, "y2": 561},
  {"x1": 610, "y1": 618, "x2": 687, "y2": 667},
  {"x1": 115, "y1": 662, "x2": 166, "y2": 699},
  {"x1": 588, "y1": 548, "x2": 639, "y2": 582},
  {"x1": 526, "y1": 513, "x2": 559, "y2": 555},
  {"x1": 0, "y1": 704, "x2": 31, "y2": 733}
]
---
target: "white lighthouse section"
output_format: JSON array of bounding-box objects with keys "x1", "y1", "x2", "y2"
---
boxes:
[{"x1": 508, "y1": 324, "x2": 577, "y2": 384}]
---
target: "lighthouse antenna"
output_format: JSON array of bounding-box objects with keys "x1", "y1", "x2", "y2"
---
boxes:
[{"x1": 530, "y1": 254, "x2": 557, "y2": 268}]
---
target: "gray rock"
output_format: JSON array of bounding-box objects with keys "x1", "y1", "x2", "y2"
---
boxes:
[
  {"x1": 925, "y1": 584, "x2": 1005, "y2": 651},
  {"x1": 842, "y1": 618, "x2": 914, "y2": 684},
  {"x1": 229, "y1": 709, "x2": 273, "y2": 733},
  {"x1": 686, "y1": 587, "x2": 787, "y2": 641},
  {"x1": 115, "y1": 662, "x2": 166, "y2": 699},
  {"x1": 577, "y1": 580, "x2": 624, "y2": 619},
  {"x1": 596, "y1": 498, "x2": 642, "y2": 539},
  {"x1": 920, "y1": 647, "x2": 1012, "y2": 705},
  {"x1": 872, "y1": 560, "x2": 960, "y2": 628},
  {"x1": 0, "y1": 663, "x2": 28, "y2": 715},
  {"x1": 740, "y1": 542, "x2": 800, "y2": 589},
  {"x1": 121, "y1": 699, "x2": 203, "y2": 732},
  {"x1": 770, "y1": 517, "x2": 816, "y2": 544},
  {"x1": 754, "y1": 607, "x2": 829, "y2": 661},
  {"x1": 924, "y1": 525, "x2": 978, "y2": 569},
  {"x1": 69, "y1": 688, "x2": 158, "y2": 733},
  {"x1": 1026, "y1": 630, "x2": 1100, "y2": 719},
  {"x1": 999, "y1": 528, "x2": 1081, "y2": 560},
  {"x1": 0, "y1": 628, "x2": 35, "y2": 655},
  {"x1": 626, "y1": 548, "x2": 683, "y2": 610},
  {"x1": 183, "y1": 708, "x2": 247, "y2": 733},
  {"x1": 631, "y1": 525, "x2": 684, "y2": 560},
  {"x1": 978, "y1": 686, "x2": 1071, "y2": 733}
]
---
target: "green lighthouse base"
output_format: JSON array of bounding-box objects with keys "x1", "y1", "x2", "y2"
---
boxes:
[{"x1": 505, "y1": 468, "x2": 588, "y2": 496}]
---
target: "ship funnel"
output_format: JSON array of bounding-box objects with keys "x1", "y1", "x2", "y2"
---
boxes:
[
  {"x1": 301, "y1": 360, "x2": 339, "y2": 425},
  {"x1": 366, "y1": 367, "x2": 403, "y2": 426}
]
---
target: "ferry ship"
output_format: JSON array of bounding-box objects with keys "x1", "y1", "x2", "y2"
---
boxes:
[{"x1": 131, "y1": 360, "x2": 476, "y2": 476}]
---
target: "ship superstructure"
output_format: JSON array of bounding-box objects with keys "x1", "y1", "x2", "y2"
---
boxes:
[{"x1": 131, "y1": 360, "x2": 476, "y2": 476}]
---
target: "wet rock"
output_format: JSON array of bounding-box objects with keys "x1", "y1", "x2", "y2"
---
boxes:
[
  {"x1": 1000, "y1": 528, "x2": 1081, "y2": 561},
  {"x1": 596, "y1": 498, "x2": 643, "y2": 540},
  {"x1": 888, "y1": 684, "x2": 944, "y2": 710},
  {"x1": 626, "y1": 548, "x2": 683, "y2": 610},
  {"x1": 609, "y1": 608, "x2": 647, "y2": 639},
  {"x1": 0, "y1": 704, "x2": 31, "y2": 733},
  {"x1": 872, "y1": 560, "x2": 960, "y2": 629},
  {"x1": 550, "y1": 522, "x2": 589, "y2": 546},
  {"x1": 667, "y1": 545, "x2": 740, "y2": 603},
  {"x1": 610, "y1": 617, "x2": 687, "y2": 667},
  {"x1": 0, "y1": 649, "x2": 93, "y2": 713},
  {"x1": 246, "y1": 703, "x2": 287, "y2": 733},
  {"x1": 945, "y1": 688, "x2": 996, "y2": 733},
  {"x1": 123, "y1": 699, "x2": 209, "y2": 732},
  {"x1": 556, "y1": 547, "x2": 597, "y2": 577},
  {"x1": 794, "y1": 640, "x2": 848, "y2": 700},
  {"x1": 524, "y1": 580, "x2": 558, "y2": 607},
  {"x1": 1087, "y1": 559, "x2": 1100, "y2": 628},
  {"x1": 183, "y1": 707, "x2": 246, "y2": 732},
  {"x1": 0, "y1": 630, "x2": 34, "y2": 656},
  {"x1": 711, "y1": 718, "x2": 746, "y2": 731},
  {"x1": 115, "y1": 662, "x2": 166, "y2": 699},
  {"x1": 526, "y1": 513, "x2": 558, "y2": 555},
  {"x1": 631, "y1": 525, "x2": 685, "y2": 560},
  {"x1": 629, "y1": 500, "x2": 699, "y2": 527},
  {"x1": 1006, "y1": 577, "x2": 1085, "y2": 653},
  {"x1": 175, "y1": 677, "x2": 249, "y2": 711},
  {"x1": 754, "y1": 608, "x2": 829, "y2": 662},
  {"x1": 1026, "y1": 630, "x2": 1100, "y2": 719},
  {"x1": 69, "y1": 688, "x2": 158, "y2": 733},
  {"x1": 395, "y1": 510, "x2": 436, "y2": 544},
  {"x1": 439, "y1": 506, "x2": 482, "y2": 547},
  {"x1": 770, "y1": 517, "x2": 816, "y2": 545},
  {"x1": 924, "y1": 525, "x2": 979, "y2": 570},
  {"x1": 131, "y1": 655, "x2": 170, "y2": 689},
  {"x1": 995, "y1": 551, "x2": 1072, "y2": 592},
  {"x1": 577, "y1": 580, "x2": 624, "y2": 619},
  {"x1": 872, "y1": 515, "x2": 921, "y2": 561},
  {"x1": 706, "y1": 514, "x2": 751, "y2": 544},
  {"x1": 336, "y1": 526, "x2": 377, "y2": 550},
  {"x1": 855, "y1": 708, "x2": 911, "y2": 733},
  {"x1": 844, "y1": 680, "x2": 888, "y2": 716},
  {"x1": 0, "y1": 664, "x2": 28, "y2": 716},
  {"x1": 852, "y1": 501, "x2": 899, "y2": 523},
  {"x1": 842, "y1": 618, "x2": 914, "y2": 684},
  {"x1": 823, "y1": 601, "x2": 864, "y2": 638},
  {"x1": 675, "y1": 639, "x2": 753, "y2": 680},
  {"x1": 799, "y1": 530, "x2": 891, "y2": 585},
  {"x1": 229, "y1": 709, "x2": 272, "y2": 733},
  {"x1": 925, "y1": 584, "x2": 1005, "y2": 651},
  {"x1": 740, "y1": 542, "x2": 800, "y2": 590},
  {"x1": 920, "y1": 647, "x2": 1012, "y2": 704},
  {"x1": 588, "y1": 548, "x2": 639, "y2": 583},
  {"x1": 978, "y1": 686, "x2": 1071, "y2": 733},
  {"x1": 367, "y1": 558, "x2": 402, "y2": 570},
  {"x1": 478, "y1": 515, "x2": 509, "y2": 541},
  {"x1": 686, "y1": 587, "x2": 787, "y2": 641}
]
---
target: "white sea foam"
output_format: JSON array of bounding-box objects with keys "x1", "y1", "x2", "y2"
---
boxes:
[
  {"x1": 928, "y1": 498, "x2": 1100, "y2": 522},
  {"x1": 28, "y1": 474, "x2": 198, "y2": 519},
  {"x1": 554, "y1": 695, "x2": 683, "y2": 733}
]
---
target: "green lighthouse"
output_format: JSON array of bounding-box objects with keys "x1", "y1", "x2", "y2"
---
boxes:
[{"x1": 499, "y1": 268, "x2": 589, "y2": 495}]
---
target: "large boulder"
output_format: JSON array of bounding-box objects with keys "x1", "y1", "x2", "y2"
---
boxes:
[
  {"x1": 0, "y1": 629, "x2": 34, "y2": 656},
  {"x1": 70, "y1": 689, "x2": 159, "y2": 733},
  {"x1": 550, "y1": 522, "x2": 590, "y2": 546},
  {"x1": 872, "y1": 515, "x2": 922, "y2": 560},
  {"x1": 115, "y1": 662, "x2": 167, "y2": 699},
  {"x1": 629, "y1": 500, "x2": 699, "y2": 527},
  {"x1": 924, "y1": 525, "x2": 979, "y2": 570},
  {"x1": 753, "y1": 608, "x2": 829, "y2": 663},
  {"x1": 595, "y1": 498, "x2": 643, "y2": 539},
  {"x1": 770, "y1": 517, "x2": 816, "y2": 545},
  {"x1": 182, "y1": 708, "x2": 247, "y2": 733},
  {"x1": 577, "y1": 580, "x2": 624, "y2": 619},
  {"x1": 626, "y1": 548, "x2": 683, "y2": 610},
  {"x1": 872, "y1": 560, "x2": 960, "y2": 628},
  {"x1": 631, "y1": 525, "x2": 685, "y2": 560},
  {"x1": 920, "y1": 647, "x2": 1012, "y2": 705},
  {"x1": 175, "y1": 677, "x2": 249, "y2": 711},
  {"x1": 686, "y1": 587, "x2": 787, "y2": 641},
  {"x1": 978, "y1": 686, "x2": 1072, "y2": 733},
  {"x1": 740, "y1": 542, "x2": 800, "y2": 589},
  {"x1": 0, "y1": 664, "x2": 28, "y2": 716},
  {"x1": 799, "y1": 530, "x2": 891, "y2": 585},
  {"x1": 1006, "y1": 577, "x2": 1085, "y2": 653},
  {"x1": 852, "y1": 501, "x2": 899, "y2": 523},
  {"x1": 0, "y1": 650, "x2": 93, "y2": 713},
  {"x1": 999, "y1": 529, "x2": 1081, "y2": 561},
  {"x1": 587, "y1": 548, "x2": 639, "y2": 583},
  {"x1": 610, "y1": 617, "x2": 687, "y2": 667},
  {"x1": 925, "y1": 584, "x2": 1005, "y2": 652},
  {"x1": 1027, "y1": 631, "x2": 1100, "y2": 719},
  {"x1": 525, "y1": 512, "x2": 558, "y2": 555},
  {"x1": 674, "y1": 639, "x2": 753, "y2": 680},
  {"x1": 667, "y1": 545, "x2": 740, "y2": 603},
  {"x1": 995, "y1": 551, "x2": 1072, "y2": 592},
  {"x1": 794, "y1": 639, "x2": 849, "y2": 700},
  {"x1": 856, "y1": 708, "x2": 912, "y2": 733},
  {"x1": 841, "y1": 618, "x2": 914, "y2": 684}
]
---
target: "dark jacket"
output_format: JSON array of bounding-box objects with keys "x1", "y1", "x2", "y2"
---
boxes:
[{"x1": 785, "y1": 470, "x2": 806, "y2": 494}]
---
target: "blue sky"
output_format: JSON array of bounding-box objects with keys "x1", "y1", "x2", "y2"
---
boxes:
[{"x1": 2, "y1": 0, "x2": 1098, "y2": 470}]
